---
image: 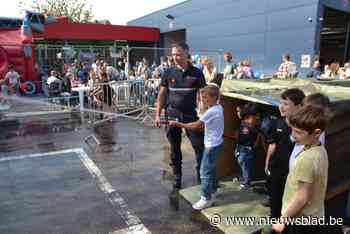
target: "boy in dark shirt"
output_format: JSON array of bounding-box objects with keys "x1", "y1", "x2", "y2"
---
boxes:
[{"x1": 265, "y1": 88, "x2": 305, "y2": 218}]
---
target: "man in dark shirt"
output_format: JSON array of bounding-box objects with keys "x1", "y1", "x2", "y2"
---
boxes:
[
  {"x1": 155, "y1": 43, "x2": 206, "y2": 189},
  {"x1": 265, "y1": 88, "x2": 305, "y2": 218}
]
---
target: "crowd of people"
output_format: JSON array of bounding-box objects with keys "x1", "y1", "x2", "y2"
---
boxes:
[
  {"x1": 190, "y1": 52, "x2": 256, "y2": 81},
  {"x1": 318, "y1": 60, "x2": 350, "y2": 80},
  {"x1": 3, "y1": 47, "x2": 350, "y2": 105},
  {"x1": 274, "y1": 53, "x2": 350, "y2": 80},
  {"x1": 41, "y1": 57, "x2": 170, "y2": 108},
  {"x1": 166, "y1": 51, "x2": 350, "y2": 81}
]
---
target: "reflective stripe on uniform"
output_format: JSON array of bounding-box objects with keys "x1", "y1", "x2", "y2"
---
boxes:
[{"x1": 168, "y1": 87, "x2": 196, "y2": 91}]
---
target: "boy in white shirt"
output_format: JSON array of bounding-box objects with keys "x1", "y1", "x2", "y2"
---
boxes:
[{"x1": 169, "y1": 84, "x2": 224, "y2": 210}]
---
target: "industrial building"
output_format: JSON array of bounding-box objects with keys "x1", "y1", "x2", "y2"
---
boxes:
[{"x1": 129, "y1": 0, "x2": 350, "y2": 76}]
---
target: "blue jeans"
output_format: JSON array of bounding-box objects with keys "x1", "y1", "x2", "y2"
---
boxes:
[
  {"x1": 200, "y1": 143, "x2": 223, "y2": 200},
  {"x1": 235, "y1": 145, "x2": 255, "y2": 186}
]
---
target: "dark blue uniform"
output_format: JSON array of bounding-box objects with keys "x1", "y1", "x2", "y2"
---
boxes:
[
  {"x1": 266, "y1": 118, "x2": 295, "y2": 218},
  {"x1": 161, "y1": 64, "x2": 206, "y2": 184}
]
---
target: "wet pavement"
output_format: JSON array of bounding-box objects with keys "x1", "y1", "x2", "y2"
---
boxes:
[{"x1": 0, "y1": 111, "x2": 222, "y2": 234}]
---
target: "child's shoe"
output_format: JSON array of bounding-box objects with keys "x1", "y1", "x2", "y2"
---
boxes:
[
  {"x1": 198, "y1": 191, "x2": 217, "y2": 200},
  {"x1": 239, "y1": 183, "x2": 251, "y2": 190},
  {"x1": 192, "y1": 196, "x2": 213, "y2": 210}
]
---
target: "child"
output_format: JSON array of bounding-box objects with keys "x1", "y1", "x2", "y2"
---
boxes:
[
  {"x1": 289, "y1": 93, "x2": 330, "y2": 170},
  {"x1": 235, "y1": 105, "x2": 261, "y2": 189},
  {"x1": 236, "y1": 59, "x2": 254, "y2": 79},
  {"x1": 273, "y1": 105, "x2": 329, "y2": 233},
  {"x1": 168, "y1": 84, "x2": 224, "y2": 210},
  {"x1": 3, "y1": 65, "x2": 20, "y2": 95},
  {"x1": 265, "y1": 88, "x2": 305, "y2": 218},
  {"x1": 344, "y1": 62, "x2": 350, "y2": 79},
  {"x1": 235, "y1": 102, "x2": 246, "y2": 120}
]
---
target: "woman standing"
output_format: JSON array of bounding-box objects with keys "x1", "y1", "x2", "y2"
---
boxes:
[{"x1": 203, "y1": 57, "x2": 217, "y2": 83}]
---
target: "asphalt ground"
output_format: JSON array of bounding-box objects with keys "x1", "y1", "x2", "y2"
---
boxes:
[{"x1": 0, "y1": 112, "x2": 221, "y2": 234}]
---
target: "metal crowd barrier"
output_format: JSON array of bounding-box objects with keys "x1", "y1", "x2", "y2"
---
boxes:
[
  {"x1": 76, "y1": 79, "x2": 150, "y2": 125},
  {"x1": 0, "y1": 77, "x2": 162, "y2": 129},
  {"x1": 85, "y1": 78, "x2": 160, "y2": 113},
  {"x1": 7, "y1": 78, "x2": 161, "y2": 126}
]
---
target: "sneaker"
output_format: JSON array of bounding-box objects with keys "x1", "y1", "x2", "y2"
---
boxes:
[
  {"x1": 192, "y1": 196, "x2": 213, "y2": 210},
  {"x1": 198, "y1": 191, "x2": 217, "y2": 200},
  {"x1": 239, "y1": 184, "x2": 251, "y2": 190}
]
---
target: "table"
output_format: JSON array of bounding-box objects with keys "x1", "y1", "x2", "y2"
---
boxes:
[{"x1": 72, "y1": 86, "x2": 91, "y2": 111}]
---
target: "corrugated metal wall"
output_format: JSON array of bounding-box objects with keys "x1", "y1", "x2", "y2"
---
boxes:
[{"x1": 128, "y1": 0, "x2": 340, "y2": 76}]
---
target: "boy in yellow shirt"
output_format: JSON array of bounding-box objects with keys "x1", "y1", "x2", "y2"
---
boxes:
[{"x1": 273, "y1": 105, "x2": 329, "y2": 233}]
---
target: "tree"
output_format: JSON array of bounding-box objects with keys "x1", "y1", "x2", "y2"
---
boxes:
[{"x1": 19, "y1": 0, "x2": 94, "y2": 23}]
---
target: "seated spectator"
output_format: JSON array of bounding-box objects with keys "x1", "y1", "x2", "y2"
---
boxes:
[
  {"x1": 233, "y1": 62, "x2": 243, "y2": 78},
  {"x1": 1, "y1": 65, "x2": 20, "y2": 95},
  {"x1": 47, "y1": 70, "x2": 61, "y2": 85},
  {"x1": 203, "y1": 57, "x2": 217, "y2": 83},
  {"x1": 235, "y1": 59, "x2": 254, "y2": 79},
  {"x1": 274, "y1": 53, "x2": 298, "y2": 78},
  {"x1": 47, "y1": 70, "x2": 63, "y2": 96},
  {"x1": 343, "y1": 62, "x2": 350, "y2": 79},
  {"x1": 307, "y1": 60, "x2": 322, "y2": 79},
  {"x1": 223, "y1": 52, "x2": 237, "y2": 80},
  {"x1": 321, "y1": 62, "x2": 344, "y2": 80}
]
